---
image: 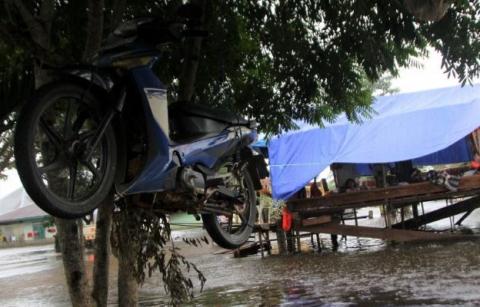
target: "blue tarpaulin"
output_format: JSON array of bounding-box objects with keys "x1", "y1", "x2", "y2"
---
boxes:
[
  {"x1": 353, "y1": 137, "x2": 473, "y2": 176},
  {"x1": 268, "y1": 84, "x2": 480, "y2": 200}
]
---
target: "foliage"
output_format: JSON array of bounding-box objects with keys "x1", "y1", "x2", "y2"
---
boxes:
[
  {"x1": 0, "y1": 113, "x2": 15, "y2": 179},
  {"x1": 421, "y1": 0, "x2": 480, "y2": 85},
  {"x1": 0, "y1": 0, "x2": 478, "y2": 304},
  {"x1": 111, "y1": 200, "x2": 206, "y2": 305},
  {"x1": 1, "y1": 1, "x2": 480, "y2": 137},
  {"x1": 371, "y1": 74, "x2": 400, "y2": 96},
  {"x1": 155, "y1": 0, "x2": 480, "y2": 134},
  {"x1": 0, "y1": 46, "x2": 34, "y2": 178}
]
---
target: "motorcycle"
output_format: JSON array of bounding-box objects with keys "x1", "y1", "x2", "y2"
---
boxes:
[{"x1": 14, "y1": 5, "x2": 268, "y2": 249}]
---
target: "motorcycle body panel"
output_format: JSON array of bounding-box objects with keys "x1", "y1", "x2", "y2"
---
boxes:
[{"x1": 117, "y1": 65, "x2": 257, "y2": 195}]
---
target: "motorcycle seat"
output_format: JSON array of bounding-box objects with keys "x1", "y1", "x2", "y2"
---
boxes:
[{"x1": 169, "y1": 102, "x2": 249, "y2": 125}]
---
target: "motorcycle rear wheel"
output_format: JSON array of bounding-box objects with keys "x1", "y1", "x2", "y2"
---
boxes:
[
  {"x1": 15, "y1": 82, "x2": 117, "y2": 218},
  {"x1": 202, "y1": 165, "x2": 257, "y2": 249}
]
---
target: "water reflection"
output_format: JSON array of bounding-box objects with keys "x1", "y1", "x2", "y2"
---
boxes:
[
  {"x1": 182, "y1": 238, "x2": 480, "y2": 306},
  {"x1": 2, "y1": 201, "x2": 480, "y2": 306}
]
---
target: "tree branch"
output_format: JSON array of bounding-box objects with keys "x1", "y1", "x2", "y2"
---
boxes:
[
  {"x1": 404, "y1": 0, "x2": 453, "y2": 22},
  {"x1": 178, "y1": 0, "x2": 207, "y2": 102},
  {"x1": 10, "y1": 0, "x2": 50, "y2": 51},
  {"x1": 109, "y1": 0, "x2": 127, "y2": 33},
  {"x1": 83, "y1": 0, "x2": 105, "y2": 61},
  {"x1": 39, "y1": 0, "x2": 55, "y2": 38},
  {"x1": 3, "y1": 0, "x2": 15, "y2": 23}
]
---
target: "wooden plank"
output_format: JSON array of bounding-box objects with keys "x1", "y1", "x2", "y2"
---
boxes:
[
  {"x1": 302, "y1": 215, "x2": 332, "y2": 226},
  {"x1": 288, "y1": 174, "x2": 480, "y2": 213},
  {"x1": 298, "y1": 223, "x2": 463, "y2": 242},
  {"x1": 290, "y1": 181, "x2": 443, "y2": 207},
  {"x1": 392, "y1": 196, "x2": 480, "y2": 229}
]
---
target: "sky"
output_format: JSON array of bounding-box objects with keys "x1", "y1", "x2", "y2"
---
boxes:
[
  {"x1": 0, "y1": 50, "x2": 475, "y2": 199},
  {"x1": 391, "y1": 50, "x2": 463, "y2": 93}
]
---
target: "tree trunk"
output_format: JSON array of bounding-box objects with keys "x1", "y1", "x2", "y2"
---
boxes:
[
  {"x1": 91, "y1": 194, "x2": 114, "y2": 307},
  {"x1": 178, "y1": 0, "x2": 206, "y2": 102},
  {"x1": 56, "y1": 218, "x2": 92, "y2": 307},
  {"x1": 83, "y1": 0, "x2": 105, "y2": 60},
  {"x1": 118, "y1": 252, "x2": 139, "y2": 307},
  {"x1": 117, "y1": 222, "x2": 139, "y2": 307}
]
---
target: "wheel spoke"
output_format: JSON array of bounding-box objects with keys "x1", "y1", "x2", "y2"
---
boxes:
[
  {"x1": 235, "y1": 210, "x2": 245, "y2": 224},
  {"x1": 227, "y1": 215, "x2": 233, "y2": 233},
  {"x1": 78, "y1": 131, "x2": 96, "y2": 142},
  {"x1": 38, "y1": 159, "x2": 65, "y2": 173},
  {"x1": 63, "y1": 102, "x2": 73, "y2": 139},
  {"x1": 81, "y1": 159, "x2": 100, "y2": 181},
  {"x1": 83, "y1": 110, "x2": 115, "y2": 161},
  {"x1": 39, "y1": 117, "x2": 62, "y2": 149},
  {"x1": 72, "y1": 109, "x2": 89, "y2": 135},
  {"x1": 67, "y1": 162, "x2": 78, "y2": 200}
]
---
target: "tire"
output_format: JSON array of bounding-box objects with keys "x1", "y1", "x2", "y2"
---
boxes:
[
  {"x1": 202, "y1": 167, "x2": 257, "y2": 249},
  {"x1": 15, "y1": 82, "x2": 117, "y2": 219}
]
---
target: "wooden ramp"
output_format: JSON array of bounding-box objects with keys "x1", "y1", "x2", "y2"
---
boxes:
[
  {"x1": 392, "y1": 196, "x2": 480, "y2": 229},
  {"x1": 299, "y1": 223, "x2": 464, "y2": 242}
]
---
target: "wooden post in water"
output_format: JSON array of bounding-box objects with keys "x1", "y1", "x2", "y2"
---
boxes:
[
  {"x1": 275, "y1": 221, "x2": 287, "y2": 255},
  {"x1": 412, "y1": 202, "x2": 419, "y2": 218},
  {"x1": 331, "y1": 234, "x2": 338, "y2": 250},
  {"x1": 400, "y1": 206, "x2": 405, "y2": 229},
  {"x1": 385, "y1": 202, "x2": 393, "y2": 228},
  {"x1": 296, "y1": 230, "x2": 301, "y2": 252},
  {"x1": 316, "y1": 233, "x2": 321, "y2": 252},
  {"x1": 258, "y1": 231, "x2": 264, "y2": 258},
  {"x1": 286, "y1": 230, "x2": 295, "y2": 253},
  {"x1": 353, "y1": 208, "x2": 358, "y2": 226},
  {"x1": 266, "y1": 229, "x2": 272, "y2": 255}
]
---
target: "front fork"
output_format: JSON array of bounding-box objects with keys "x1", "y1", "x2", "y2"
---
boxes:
[{"x1": 84, "y1": 88, "x2": 126, "y2": 159}]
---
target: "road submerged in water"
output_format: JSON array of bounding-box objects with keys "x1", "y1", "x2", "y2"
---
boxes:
[{"x1": 1, "y1": 202, "x2": 480, "y2": 306}]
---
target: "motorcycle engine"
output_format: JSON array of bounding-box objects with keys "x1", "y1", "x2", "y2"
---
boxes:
[{"x1": 178, "y1": 167, "x2": 205, "y2": 195}]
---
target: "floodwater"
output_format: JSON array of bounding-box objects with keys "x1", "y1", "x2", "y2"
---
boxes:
[{"x1": 2, "y1": 201, "x2": 480, "y2": 306}]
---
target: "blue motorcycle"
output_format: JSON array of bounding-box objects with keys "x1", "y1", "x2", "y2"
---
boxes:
[{"x1": 14, "y1": 6, "x2": 267, "y2": 248}]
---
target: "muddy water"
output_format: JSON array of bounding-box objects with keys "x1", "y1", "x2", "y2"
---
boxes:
[{"x1": 2, "y1": 201, "x2": 480, "y2": 306}]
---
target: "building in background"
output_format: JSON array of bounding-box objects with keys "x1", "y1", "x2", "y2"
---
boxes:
[{"x1": 0, "y1": 188, "x2": 55, "y2": 243}]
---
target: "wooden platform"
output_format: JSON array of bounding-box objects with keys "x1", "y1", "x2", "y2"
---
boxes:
[{"x1": 288, "y1": 174, "x2": 480, "y2": 216}]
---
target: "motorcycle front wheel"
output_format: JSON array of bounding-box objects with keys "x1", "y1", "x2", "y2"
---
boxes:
[
  {"x1": 202, "y1": 165, "x2": 257, "y2": 249},
  {"x1": 15, "y1": 82, "x2": 117, "y2": 218}
]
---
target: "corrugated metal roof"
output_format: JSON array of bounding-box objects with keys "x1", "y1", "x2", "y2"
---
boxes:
[
  {"x1": 0, "y1": 188, "x2": 35, "y2": 215},
  {"x1": 0, "y1": 204, "x2": 49, "y2": 224}
]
